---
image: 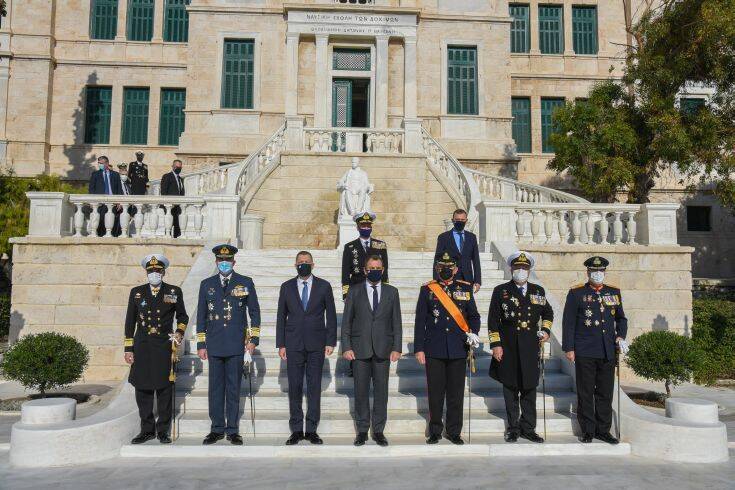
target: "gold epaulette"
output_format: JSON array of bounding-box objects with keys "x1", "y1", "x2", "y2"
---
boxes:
[
  {"x1": 571, "y1": 283, "x2": 586, "y2": 289},
  {"x1": 342, "y1": 284, "x2": 350, "y2": 295},
  {"x1": 371, "y1": 240, "x2": 387, "y2": 250},
  {"x1": 423, "y1": 280, "x2": 438, "y2": 287}
]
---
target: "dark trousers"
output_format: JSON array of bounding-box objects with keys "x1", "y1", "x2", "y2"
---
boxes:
[
  {"x1": 425, "y1": 357, "x2": 466, "y2": 437},
  {"x1": 172, "y1": 205, "x2": 182, "y2": 238},
  {"x1": 135, "y1": 384, "x2": 173, "y2": 435},
  {"x1": 575, "y1": 356, "x2": 615, "y2": 435},
  {"x1": 208, "y1": 354, "x2": 243, "y2": 435},
  {"x1": 286, "y1": 348, "x2": 325, "y2": 433},
  {"x1": 353, "y1": 356, "x2": 390, "y2": 434},
  {"x1": 503, "y1": 385, "x2": 537, "y2": 434}
]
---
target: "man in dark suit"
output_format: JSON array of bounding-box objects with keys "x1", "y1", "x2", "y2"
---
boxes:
[
  {"x1": 160, "y1": 159, "x2": 185, "y2": 238},
  {"x1": 341, "y1": 254, "x2": 402, "y2": 447},
  {"x1": 434, "y1": 209, "x2": 482, "y2": 293},
  {"x1": 276, "y1": 251, "x2": 338, "y2": 446},
  {"x1": 88, "y1": 155, "x2": 123, "y2": 236}
]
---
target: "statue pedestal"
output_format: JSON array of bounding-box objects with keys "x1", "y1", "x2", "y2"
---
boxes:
[{"x1": 337, "y1": 216, "x2": 358, "y2": 250}]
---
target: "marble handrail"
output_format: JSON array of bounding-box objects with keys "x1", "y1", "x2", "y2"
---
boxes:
[
  {"x1": 232, "y1": 124, "x2": 287, "y2": 196},
  {"x1": 304, "y1": 128, "x2": 405, "y2": 154},
  {"x1": 466, "y1": 168, "x2": 588, "y2": 204}
]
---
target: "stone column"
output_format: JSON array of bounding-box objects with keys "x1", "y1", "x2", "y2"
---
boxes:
[
  {"x1": 285, "y1": 33, "x2": 304, "y2": 150},
  {"x1": 314, "y1": 34, "x2": 329, "y2": 127},
  {"x1": 402, "y1": 36, "x2": 421, "y2": 153},
  {"x1": 563, "y1": 2, "x2": 574, "y2": 56},
  {"x1": 110, "y1": 84, "x2": 124, "y2": 146},
  {"x1": 148, "y1": 85, "x2": 161, "y2": 146},
  {"x1": 116, "y1": 0, "x2": 129, "y2": 41},
  {"x1": 529, "y1": 0, "x2": 540, "y2": 55},
  {"x1": 375, "y1": 35, "x2": 389, "y2": 129},
  {"x1": 152, "y1": 0, "x2": 165, "y2": 43}
]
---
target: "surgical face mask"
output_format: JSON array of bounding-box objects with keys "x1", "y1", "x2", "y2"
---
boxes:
[
  {"x1": 296, "y1": 263, "x2": 312, "y2": 278},
  {"x1": 438, "y1": 267, "x2": 454, "y2": 281},
  {"x1": 217, "y1": 261, "x2": 233, "y2": 276},
  {"x1": 98, "y1": 163, "x2": 106, "y2": 171},
  {"x1": 147, "y1": 272, "x2": 163, "y2": 286},
  {"x1": 453, "y1": 220, "x2": 466, "y2": 232},
  {"x1": 366, "y1": 269, "x2": 383, "y2": 283},
  {"x1": 359, "y1": 227, "x2": 372, "y2": 239},
  {"x1": 120, "y1": 175, "x2": 128, "y2": 182},
  {"x1": 590, "y1": 271, "x2": 605, "y2": 285},
  {"x1": 173, "y1": 167, "x2": 182, "y2": 174},
  {"x1": 512, "y1": 269, "x2": 529, "y2": 284}
]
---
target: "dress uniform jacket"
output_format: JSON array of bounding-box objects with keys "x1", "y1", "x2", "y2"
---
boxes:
[
  {"x1": 488, "y1": 281, "x2": 553, "y2": 390},
  {"x1": 196, "y1": 272, "x2": 261, "y2": 357},
  {"x1": 414, "y1": 280, "x2": 481, "y2": 359},
  {"x1": 341, "y1": 237, "x2": 389, "y2": 298},
  {"x1": 125, "y1": 282, "x2": 188, "y2": 390},
  {"x1": 128, "y1": 160, "x2": 149, "y2": 195},
  {"x1": 562, "y1": 283, "x2": 628, "y2": 361}
]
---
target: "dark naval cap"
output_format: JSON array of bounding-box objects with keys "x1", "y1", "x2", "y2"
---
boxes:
[
  {"x1": 354, "y1": 212, "x2": 376, "y2": 225},
  {"x1": 436, "y1": 252, "x2": 457, "y2": 267},
  {"x1": 584, "y1": 256, "x2": 609, "y2": 270},
  {"x1": 212, "y1": 244, "x2": 238, "y2": 259}
]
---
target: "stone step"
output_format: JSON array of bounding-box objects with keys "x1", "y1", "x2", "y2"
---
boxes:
[
  {"x1": 173, "y1": 410, "x2": 578, "y2": 436},
  {"x1": 227, "y1": 286, "x2": 497, "y2": 303},
  {"x1": 235, "y1": 250, "x2": 497, "y2": 260},
  {"x1": 235, "y1": 264, "x2": 503, "y2": 276},
  {"x1": 175, "y1": 390, "x2": 576, "y2": 413},
  {"x1": 226, "y1": 276, "x2": 505, "y2": 289},
  {"x1": 175, "y1": 371, "x2": 573, "y2": 392},
  {"x1": 121, "y1": 436, "x2": 631, "y2": 458}
]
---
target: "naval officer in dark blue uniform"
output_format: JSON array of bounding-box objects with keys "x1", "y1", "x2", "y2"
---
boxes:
[
  {"x1": 196, "y1": 244, "x2": 261, "y2": 445},
  {"x1": 562, "y1": 256, "x2": 628, "y2": 445}
]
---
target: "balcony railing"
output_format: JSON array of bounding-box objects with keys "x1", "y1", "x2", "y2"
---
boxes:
[{"x1": 304, "y1": 128, "x2": 404, "y2": 154}]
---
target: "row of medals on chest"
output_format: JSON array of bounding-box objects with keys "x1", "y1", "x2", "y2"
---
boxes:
[
  {"x1": 583, "y1": 293, "x2": 618, "y2": 327},
  {"x1": 136, "y1": 288, "x2": 177, "y2": 336},
  {"x1": 205, "y1": 286, "x2": 248, "y2": 324},
  {"x1": 501, "y1": 296, "x2": 537, "y2": 331},
  {"x1": 430, "y1": 286, "x2": 470, "y2": 324}
]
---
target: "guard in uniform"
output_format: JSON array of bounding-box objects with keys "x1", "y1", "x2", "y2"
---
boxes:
[
  {"x1": 124, "y1": 254, "x2": 188, "y2": 444},
  {"x1": 128, "y1": 150, "x2": 149, "y2": 195},
  {"x1": 341, "y1": 212, "x2": 389, "y2": 299},
  {"x1": 488, "y1": 251, "x2": 552, "y2": 443},
  {"x1": 196, "y1": 244, "x2": 261, "y2": 445},
  {"x1": 562, "y1": 256, "x2": 628, "y2": 444},
  {"x1": 414, "y1": 252, "x2": 481, "y2": 445}
]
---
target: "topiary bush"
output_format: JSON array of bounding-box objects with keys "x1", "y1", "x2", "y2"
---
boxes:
[
  {"x1": 0, "y1": 294, "x2": 9, "y2": 339},
  {"x1": 626, "y1": 331, "x2": 700, "y2": 396},
  {"x1": 0, "y1": 332, "x2": 89, "y2": 396},
  {"x1": 691, "y1": 298, "x2": 735, "y2": 384}
]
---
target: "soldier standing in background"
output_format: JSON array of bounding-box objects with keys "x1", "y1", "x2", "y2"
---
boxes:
[{"x1": 128, "y1": 150, "x2": 149, "y2": 195}]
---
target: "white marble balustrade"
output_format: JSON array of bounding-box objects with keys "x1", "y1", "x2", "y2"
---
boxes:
[
  {"x1": 304, "y1": 128, "x2": 404, "y2": 154},
  {"x1": 468, "y1": 169, "x2": 587, "y2": 204},
  {"x1": 234, "y1": 125, "x2": 287, "y2": 196}
]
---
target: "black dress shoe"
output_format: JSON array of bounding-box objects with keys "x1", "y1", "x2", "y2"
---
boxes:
[
  {"x1": 520, "y1": 431, "x2": 544, "y2": 443},
  {"x1": 595, "y1": 432, "x2": 619, "y2": 445},
  {"x1": 227, "y1": 433, "x2": 244, "y2": 445},
  {"x1": 202, "y1": 432, "x2": 225, "y2": 445},
  {"x1": 579, "y1": 433, "x2": 593, "y2": 443},
  {"x1": 285, "y1": 431, "x2": 304, "y2": 445},
  {"x1": 504, "y1": 430, "x2": 519, "y2": 443},
  {"x1": 372, "y1": 432, "x2": 389, "y2": 447},
  {"x1": 426, "y1": 434, "x2": 441, "y2": 444},
  {"x1": 305, "y1": 432, "x2": 323, "y2": 445},
  {"x1": 447, "y1": 435, "x2": 465, "y2": 445},
  {"x1": 157, "y1": 433, "x2": 172, "y2": 444},
  {"x1": 354, "y1": 432, "x2": 368, "y2": 446},
  {"x1": 131, "y1": 432, "x2": 156, "y2": 444}
]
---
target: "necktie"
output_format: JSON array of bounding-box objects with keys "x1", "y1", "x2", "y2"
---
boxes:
[
  {"x1": 104, "y1": 171, "x2": 111, "y2": 195},
  {"x1": 458, "y1": 232, "x2": 464, "y2": 252},
  {"x1": 363, "y1": 240, "x2": 369, "y2": 251},
  {"x1": 222, "y1": 277, "x2": 229, "y2": 292},
  {"x1": 371, "y1": 285, "x2": 379, "y2": 312},
  {"x1": 176, "y1": 174, "x2": 182, "y2": 194},
  {"x1": 301, "y1": 281, "x2": 309, "y2": 310}
]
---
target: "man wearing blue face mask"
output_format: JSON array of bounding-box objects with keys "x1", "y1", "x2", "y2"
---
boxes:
[
  {"x1": 341, "y1": 212, "x2": 389, "y2": 300},
  {"x1": 196, "y1": 244, "x2": 261, "y2": 446},
  {"x1": 433, "y1": 209, "x2": 482, "y2": 294},
  {"x1": 562, "y1": 256, "x2": 628, "y2": 445}
]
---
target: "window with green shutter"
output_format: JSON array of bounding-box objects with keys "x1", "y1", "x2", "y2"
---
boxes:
[
  {"x1": 539, "y1": 5, "x2": 564, "y2": 54},
  {"x1": 159, "y1": 88, "x2": 186, "y2": 146},
  {"x1": 541, "y1": 97, "x2": 565, "y2": 153},
  {"x1": 121, "y1": 87, "x2": 150, "y2": 145},
  {"x1": 511, "y1": 97, "x2": 532, "y2": 153},
  {"x1": 90, "y1": 0, "x2": 118, "y2": 40},
  {"x1": 127, "y1": 0, "x2": 154, "y2": 41},
  {"x1": 447, "y1": 46, "x2": 478, "y2": 115},
  {"x1": 221, "y1": 40, "x2": 255, "y2": 109},
  {"x1": 510, "y1": 4, "x2": 530, "y2": 54},
  {"x1": 572, "y1": 6, "x2": 598, "y2": 55},
  {"x1": 84, "y1": 86, "x2": 112, "y2": 144},
  {"x1": 680, "y1": 97, "x2": 706, "y2": 115},
  {"x1": 164, "y1": 0, "x2": 189, "y2": 43}
]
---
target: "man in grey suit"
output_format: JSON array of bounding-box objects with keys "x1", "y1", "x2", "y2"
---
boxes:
[{"x1": 341, "y1": 254, "x2": 402, "y2": 447}]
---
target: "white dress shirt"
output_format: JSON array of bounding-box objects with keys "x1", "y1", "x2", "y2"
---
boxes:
[
  {"x1": 220, "y1": 273, "x2": 232, "y2": 288},
  {"x1": 514, "y1": 281, "x2": 527, "y2": 297},
  {"x1": 362, "y1": 238, "x2": 371, "y2": 251},
  {"x1": 365, "y1": 280, "x2": 382, "y2": 310},
  {"x1": 298, "y1": 274, "x2": 314, "y2": 299}
]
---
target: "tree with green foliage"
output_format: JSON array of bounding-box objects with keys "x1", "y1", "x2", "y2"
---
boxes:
[{"x1": 626, "y1": 331, "x2": 700, "y2": 396}]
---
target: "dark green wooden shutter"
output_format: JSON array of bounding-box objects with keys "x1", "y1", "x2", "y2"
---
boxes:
[
  {"x1": 539, "y1": 5, "x2": 564, "y2": 54},
  {"x1": 572, "y1": 6, "x2": 598, "y2": 55},
  {"x1": 121, "y1": 87, "x2": 150, "y2": 145},
  {"x1": 84, "y1": 86, "x2": 112, "y2": 144},
  {"x1": 221, "y1": 40, "x2": 255, "y2": 109},
  {"x1": 90, "y1": 0, "x2": 118, "y2": 40},
  {"x1": 541, "y1": 97, "x2": 565, "y2": 153},
  {"x1": 163, "y1": 0, "x2": 189, "y2": 43},
  {"x1": 511, "y1": 97, "x2": 532, "y2": 153},
  {"x1": 510, "y1": 4, "x2": 530, "y2": 54},
  {"x1": 127, "y1": 0, "x2": 154, "y2": 41},
  {"x1": 159, "y1": 88, "x2": 186, "y2": 146},
  {"x1": 447, "y1": 46, "x2": 478, "y2": 115},
  {"x1": 680, "y1": 97, "x2": 705, "y2": 115}
]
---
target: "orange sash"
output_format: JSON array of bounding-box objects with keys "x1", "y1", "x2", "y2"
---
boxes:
[{"x1": 427, "y1": 282, "x2": 470, "y2": 334}]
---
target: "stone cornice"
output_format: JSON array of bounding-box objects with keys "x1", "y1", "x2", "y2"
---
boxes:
[{"x1": 283, "y1": 3, "x2": 421, "y2": 16}]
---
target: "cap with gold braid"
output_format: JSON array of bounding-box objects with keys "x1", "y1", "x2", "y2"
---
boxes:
[
  {"x1": 141, "y1": 254, "x2": 169, "y2": 271},
  {"x1": 212, "y1": 244, "x2": 238, "y2": 259},
  {"x1": 507, "y1": 250, "x2": 535, "y2": 269},
  {"x1": 437, "y1": 251, "x2": 457, "y2": 267},
  {"x1": 354, "y1": 212, "x2": 376, "y2": 225},
  {"x1": 584, "y1": 255, "x2": 609, "y2": 270}
]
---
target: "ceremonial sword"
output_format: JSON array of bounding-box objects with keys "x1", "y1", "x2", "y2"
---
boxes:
[
  {"x1": 537, "y1": 326, "x2": 547, "y2": 441},
  {"x1": 466, "y1": 345, "x2": 476, "y2": 444},
  {"x1": 243, "y1": 342, "x2": 256, "y2": 438},
  {"x1": 616, "y1": 348, "x2": 621, "y2": 440},
  {"x1": 168, "y1": 334, "x2": 180, "y2": 441}
]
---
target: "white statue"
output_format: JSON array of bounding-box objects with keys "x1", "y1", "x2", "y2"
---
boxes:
[{"x1": 337, "y1": 157, "x2": 374, "y2": 218}]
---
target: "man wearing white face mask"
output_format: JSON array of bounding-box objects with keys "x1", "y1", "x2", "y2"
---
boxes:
[
  {"x1": 124, "y1": 254, "x2": 188, "y2": 445},
  {"x1": 488, "y1": 251, "x2": 553, "y2": 443},
  {"x1": 562, "y1": 256, "x2": 628, "y2": 445}
]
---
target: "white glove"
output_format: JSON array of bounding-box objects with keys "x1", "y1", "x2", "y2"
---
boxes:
[
  {"x1": 466, "y1": 332, "x2": 481, "y2": 349},
  {"x1": 243, "y1": 351, "x2": 253, "y2": 366},
  {"x1": 537, "y1": 330, "x2": 546, "y2": 339},
  {"x1": 168, "y1": 333, "x2": 181, "y2": 346},
  {"x1": 617, "y1": 338, "x2": 630, "y2": 355}
]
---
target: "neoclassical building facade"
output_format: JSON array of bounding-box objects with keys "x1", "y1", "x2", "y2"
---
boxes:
[{"x1": 0, "y1": 0, "x2": 732, "y2": 277}]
